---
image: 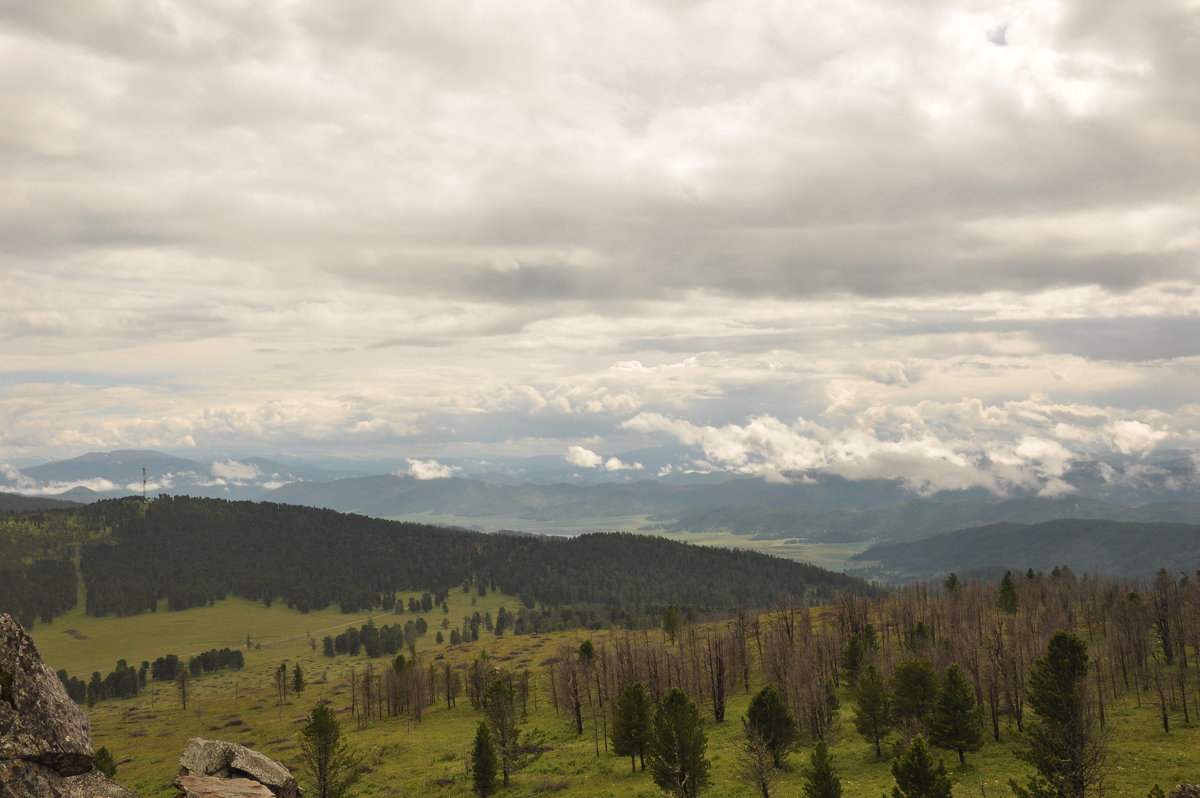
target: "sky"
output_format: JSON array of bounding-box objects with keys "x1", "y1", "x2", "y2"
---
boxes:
[{"x1": 1, "y1": 0, "x2": 1198, "y2": 495}]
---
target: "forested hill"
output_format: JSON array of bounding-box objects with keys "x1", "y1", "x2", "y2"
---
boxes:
[
  {"x1": 851, "y1": 518, "x2": 1200, "y2": 581},
  {"x1": 2, "y1": 496, "x2": 868, "y2": 629},
  {"x1": 0, "y1": 491, "x2": 81, "y2": 512}
]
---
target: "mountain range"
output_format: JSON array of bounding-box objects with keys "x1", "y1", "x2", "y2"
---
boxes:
[{"x1": 4, "y1": 448, "x2": 1200, "y2": 582}]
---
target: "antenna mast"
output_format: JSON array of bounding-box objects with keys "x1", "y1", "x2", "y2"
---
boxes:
[{"x1": 142, "y1": 466, "x2": 147, "y2": 501}]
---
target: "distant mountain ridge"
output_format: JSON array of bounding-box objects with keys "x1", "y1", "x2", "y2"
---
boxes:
[
  {"x1": 4, "y1": 449, "x2": 355, "y2": 502},
  {"x1": 649, "y1": 496, "x2": 1200, "y2": 542},
  {"x1": 850, "y1": 518, "x2": 1200, "y2": 581}
]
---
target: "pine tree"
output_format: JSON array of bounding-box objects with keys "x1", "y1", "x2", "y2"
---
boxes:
[
  {"x1": 891, "y1": 659, "x2": 938, "y2": 731},
  {"x1": 927, "y1": 664, "x2": 982, "y2": 765},
  {"x1": 891, "y1": 735, "x2": 952, "y2": 798},
  {"x1": 841, "y1": 634, "x2": 866, "y2": 685},
  {"x1": 854, "y1": 664, "x2": 893, "y2": 758},
  {"x1": 648, "y1": 688, "x2": 710, "y2": 798},
  {"x1": 744, "y1": 684, "x2": 799, "y2": 767},
  {"x1": 298, "y1": 704, "x2": 362, "y2": 798},
  {"x1": 93, "y1": 746, "x2": 117, "y2": 779},
  {"x1": 292, "y1": 663, "x2": 305, "y2": 695},
  {"x1": 471, "y1": 721, "x2": 499, "y2": 798},
  {"x1": 482, "y1": 677, "x2": 519, "y2": 788},
  {"x1": 997, "y1": 571, "x2": 1019, "y2": 614},
  {"x1": 612, "y1": 682, "x2": 654, "y2": 771},
  {"x1": 802, "y1": 740, "x2": 843, "y2": 798},
  {"x1": 1012, "y1": 631, "x2": 1107, "y2": 798},
  {"x1": 663, "y1": 605, "x2": 681, "y2": 645}
]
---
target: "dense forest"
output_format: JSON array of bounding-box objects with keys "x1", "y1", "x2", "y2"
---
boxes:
[{"x1": 0, "y1": 496, "x2": 867, "y2": 629}]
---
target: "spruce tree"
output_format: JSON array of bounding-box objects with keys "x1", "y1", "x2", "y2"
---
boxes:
[
  {"x1": 648, "y1": 688, "x2": 710, "y2": 798},
  {"x1": 93, "y1": 746, "x2": 117, "y2": 779},
  {"x1": 927, "y1": 664, "x2": 982, "y2": 765},
  {"x1": 744, "y1": 683, "x2": 799, "y2": 767},
  {"x1": 471, "y1": 721, "x2": 499, "y2": 798},
  {"x1": 298, "y1": 704, "x2": 362, "y2": 798},
  {"x1": 854, "y1": 664, "x2": 893, "y2": 758},
  {"x1": 1012, "y1": 631, "x2": 1106, "y2": 798},
  {"x1": 891, "y1": 735, "x2": 952, "y2": 798},
  {"x1": 891, "y1": 659, "x2": 938, "y2": 731},
  {"x1": 802, "y1": 740, "x2": 843, "y2": 798},
  {"x1": 997, "y1": 571, "x2": 1019, "y2": 614},
  {"x1": 612, "y1": 682, "x2": 654, "y2": 771}
]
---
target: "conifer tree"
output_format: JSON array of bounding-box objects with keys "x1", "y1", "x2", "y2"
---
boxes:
[
  {"x1": 891, "y1": 735, "x2": 952, "y2": 798},
  {"x1": 292, "y1": 662, "x2": 305, "y2": 695},
  {"x1": 648, "y1": 688, "x2": 710, "y2": 798},
  {"x1": 891, "y1": 659, "x2": 938, "y2": 731},
  {"x1": 612, "y1": 682, "x2": 654, "y2": 771},
  {"x1": 997, "y1": 571, "x2": 1019, "y2": 614},
  {"x1": 802, "y1": 740, "x2": 843, "y2": 798},
  {"x1": 1012, "y1": 631, "x2": 1107, "y2": 798},
  {"x1": 927, "y1": 664, "x2": 982, "y2": 765},
  {"x1": 483, "y1": 677, "x2": 519, "y2": 788},
  {"x1": 471, "y1": 721, "x2": 498, "y2": 798},
  {"x1": 854, "y1": 664, "x2": 893, "y2": 758},
  {"x1": 744, "y1": 683, "x2": 799, "y2": 767},
  {"x1": 299, "y1": 704, "x2": 362, "y2": 798},
  {"x1": 93, "y1": 746, "x2": 117, "y2": 779}
]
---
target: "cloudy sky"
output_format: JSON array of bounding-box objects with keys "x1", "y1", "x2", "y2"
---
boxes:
[{"x1": 1, "y1": 0, "x2": 1198, "y2": 494}]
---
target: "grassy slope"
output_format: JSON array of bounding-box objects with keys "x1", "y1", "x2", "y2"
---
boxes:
[{"x1": 30, "y1": 597, "x2": 1198, "y2": 798}]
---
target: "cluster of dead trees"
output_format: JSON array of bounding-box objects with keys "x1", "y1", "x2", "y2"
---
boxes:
[{"x1": 336, "y1": 565, "x2": 1198, "y2": 796}]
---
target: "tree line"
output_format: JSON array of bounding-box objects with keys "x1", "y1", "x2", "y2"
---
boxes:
[
  {"x1": 0, "y1": 495, "x2": 866, "y2": 625},
  {"x1": 55, "y1": 646, "x2": 245, "y2": 706}
]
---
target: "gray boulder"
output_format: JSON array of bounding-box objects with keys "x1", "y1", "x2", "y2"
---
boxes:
[
  {"x1": 175, "y1": 774, "x2": 276, "y2": 798},
  {"x1": 0, "y1": 613, "x2": 92, "y2": 774},
  {"x1": 0, "y1": 613, "x2": 139, "y2": 798},
  {"x1": 177, "y1": 738, "x2": 300, "y2": 798},
  {"x1": 1171, "y1": 787, "x2": 1200, "y2": 798}
]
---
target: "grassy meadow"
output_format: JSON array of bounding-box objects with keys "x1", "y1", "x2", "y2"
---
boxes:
[{"x1": 27, "y1": 592, "x2": 1199, "y2": 797}]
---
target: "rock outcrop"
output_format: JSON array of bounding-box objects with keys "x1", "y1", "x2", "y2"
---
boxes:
[
  {"x1": 176, "y1": 738, "x2": 300, "y2": 798},
  {"x1": 0, "y1": 613, "x2": 138, "y2": 798},
  {"x1": 1171, "y1": 787, "x2": 1200, "y2": 798}
]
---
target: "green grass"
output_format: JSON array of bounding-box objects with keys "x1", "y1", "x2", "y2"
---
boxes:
[{"x1": 30, "y1": 599, "x2": 1199, "y2": 798}]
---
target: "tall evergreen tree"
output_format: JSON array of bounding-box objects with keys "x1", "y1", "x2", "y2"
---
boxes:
[
  {"x1": 648, "y1": 688, "x2": 710, "y2": 798},
  {"x1": 612, "y1": 682, "x2": 654, "y2": 771},
  {"x1": 997, "y1": 571, "x2": 1019, "y2": 614},
  {"x1": 841, "y1": 634, "x2": 866, "y2": 685},
  {"x1": 298, "y1": 704, "x2": 362, "y2": 798},
  {"x1": 744, "y1": 684, "x2": 799, "y2": 767},
  {"x1": 927, "y1": 664, "x2": 982, "y2": 765},
  {"x1": 891, "y1": 659, "x2": 938, "y2": 731},
  {"x1": 891, "y1": 735, "x2": 952, "y2": 798},
  {"x1": 1012, "y1": 632, "x2": 1107, "y2": 798},
  {"x1": 802, "y1": 741, "x2": 843, "y2": 798},
  {"x1": 471, "y1": 721, "x2": 499, "y2": 798},
  {"x1": 292, "y1": 663, "x2": 305, "y2": 695},
  {"x1": 854, "y1": 664, "x2": 893, "y2": 758},
  {"x1": 482, "y1": 677, "x2": 520, "y2": 788}
]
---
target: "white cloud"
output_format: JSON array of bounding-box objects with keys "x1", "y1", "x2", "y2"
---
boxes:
[
  {"x1": 565, "y1": 446, "x2": 603, "y2": 469},
  {"x1": 0, "y1": 0, "x2": 1195, "y2": 473},
  {"x1": 404, "y1": 458, "x2": 461, "y2": 480},
  {"x1": 210, "y1": 460, "x2": 263, "y2": 482}
]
